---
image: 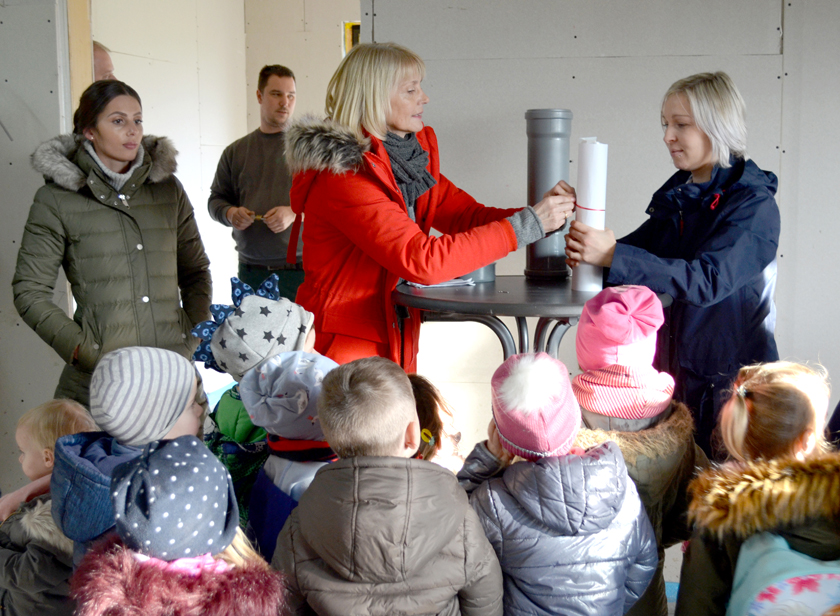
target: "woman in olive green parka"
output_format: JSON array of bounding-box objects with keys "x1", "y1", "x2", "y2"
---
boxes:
[{"x1": 13, "y1": 81, "x2": 211, "y2": 406}]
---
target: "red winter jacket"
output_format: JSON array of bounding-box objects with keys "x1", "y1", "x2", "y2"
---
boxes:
[{"x1": 285, "y1": 117, "x2": 521, "y2": 371}]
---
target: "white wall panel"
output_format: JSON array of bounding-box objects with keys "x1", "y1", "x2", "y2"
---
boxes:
[
  {"x1": 244, "y1": 0, "x2": 360, "y2": 129},
  {"x1": 0, "y1": 0, "x2": 67, "y2": 490},
  {"x1": 367, "y1": 0, "x2": 781, "y2": 59}
]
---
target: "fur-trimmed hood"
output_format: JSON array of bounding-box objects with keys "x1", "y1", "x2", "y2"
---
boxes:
[
  {"x1": 17, "y1": 495, "x2": 75, "y2": 558},
  {"x1": 688, "y1": 450, "x2": 840, "y2": 541},
  {"x1": 71, "y1": 536, "x2": 285, "y2": 616},
  {"x1": 31, "y1": 134, "x2": 178, "y2": 192},
  {"x1": 285, "y1": 115, "x2": 370, "y2": 175},
  {"x1": 574, "y1": 402, "x2": 695, "y2": 466}
]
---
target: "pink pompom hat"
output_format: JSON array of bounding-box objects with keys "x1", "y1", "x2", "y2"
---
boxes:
[{"x1": 491, "y1": 353, "x2": 581, "y2": 460}]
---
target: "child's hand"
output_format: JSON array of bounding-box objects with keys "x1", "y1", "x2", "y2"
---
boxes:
[
  {"x1": 0, "y1": 475, "x2": 51, "y2": 521},
  {"x1": 486, "y1": 419, "x2": 515, "y2": 467}
]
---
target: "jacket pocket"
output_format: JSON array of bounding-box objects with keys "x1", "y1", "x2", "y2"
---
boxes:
[
  {"x1": 75, "y1": 309, "x2": 103, "y2": 372},
  {"x1": 178, "y1": 308, "x2": 199, "y2": 356}
]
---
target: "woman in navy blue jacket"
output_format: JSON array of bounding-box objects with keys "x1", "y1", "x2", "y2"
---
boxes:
[{"x1": 565, "y1": 72, "x2": 780, "y2": 458}]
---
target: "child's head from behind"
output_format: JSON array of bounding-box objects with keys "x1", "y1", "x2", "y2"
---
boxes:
[
  {"x1": 111, "y1": 435, "x2": 240, "y2": 562},
  {"x1": 719, "y1": 361, "x2": 830, "y2": 462},
  {"x1": 193, "y1": 276, "x2": 315, "y2": 382},
  {"x1": 318, "y1": 356, "x2": 419, "y2": 458},
  {"x1": 240, "y1": 351, "x2": 339, "y2": 441},
  {"x1": 17, "y1": 398, "x2": 96, "y2": 481},
  {"x1": 576, "y1": 285, "x2": 664, "y2": 373},
  {"x1": 492, "y1": 353, "x2": 581, "y2": 461},
  {"x1": 90, "y1": 347, "x2": 200, "y2": 447}
]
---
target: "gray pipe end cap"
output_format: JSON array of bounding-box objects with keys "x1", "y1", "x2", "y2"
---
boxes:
[{"x1": 525, "y1": 109, "x2": 574, "y2": 120}]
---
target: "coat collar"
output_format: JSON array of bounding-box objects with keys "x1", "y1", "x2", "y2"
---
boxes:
[
  {"x1": 31, "y1": 133, "x2": 178, "y2": 192},
  {"x1": 688, "y1": 450, "x2": 840, "y2": 541},
  {"x1": 574, "y1": 402, "x2": 694, "y2": 466}
]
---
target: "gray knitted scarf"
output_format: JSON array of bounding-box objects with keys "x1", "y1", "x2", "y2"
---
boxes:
[
  {"x1": 382, "y1": 132, "x2": 436, "y2": 220},
  {"x1": 83, "y1": 139, "x2": 145, "y2": 191}
]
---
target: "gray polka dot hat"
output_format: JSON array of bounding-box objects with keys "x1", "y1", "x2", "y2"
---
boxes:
[{"x1": 110, "y1": 435, "x2": 239, "y2": 561}]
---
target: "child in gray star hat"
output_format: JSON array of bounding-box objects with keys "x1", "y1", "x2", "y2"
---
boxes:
[
  {"x1": 192, "y1": 275, "x2": 316, "y2": 526},
  {"x1": 71, "y1": 435, "x2": 286, "y2": 616}
]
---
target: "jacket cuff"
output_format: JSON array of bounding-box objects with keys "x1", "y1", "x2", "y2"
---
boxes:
[
  {"x1": 507, "y1": 206, "x2": 545, "y2": 248},
  {"x1": 456, "y1": 441, "x2": 505, "y2": 493},
  {"x1": 53, "y1": 321, "x2": 84, "y2": 365}
]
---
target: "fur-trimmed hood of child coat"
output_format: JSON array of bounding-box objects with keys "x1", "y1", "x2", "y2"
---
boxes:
[
  {"x1": 71, "y1": 535, "x2": 286, "y2": 616},
  {"x1": 0, "y1": 495, "x2": 76, "y2": 616},
  {"x1": 272, "y1": 456, "x2": 504, "y2": 616},
  {"x1": 575, "y1": 402, "x2": 709, "y2": 616},
  {"x1": 13, "y1": 133, "x2": 211, "y2": 403},
  {"x1": 674, "y1": 450, "x2": 840, "y2": 616},
  {"x1": 460, "y1": 440, "x2": 658, "y2": 616}
]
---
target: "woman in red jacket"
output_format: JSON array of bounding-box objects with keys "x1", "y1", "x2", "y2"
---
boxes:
[{"x1": 285, "y1": 42, "x2": 574, "y2": 371}]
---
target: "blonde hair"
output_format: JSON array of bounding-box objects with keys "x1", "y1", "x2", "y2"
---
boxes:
[
  {"x1": 18, "y1": 399, "x2": 97, "y2": 451},
  {"x1": 217, "y1": 528, "x2": 268, "y2": 569},
  {"x1": 325, "y1": 42, "x2": 426, "y2": 141},
  {"x1": 719, "y1": 361, "x2": 830, "y2": 462},
  {"x1": 318, "y1": 356, "x2": 416, "y2": 458},
  {"x1": 663, "y1": 71, "x2": 747, "y2": 168}
]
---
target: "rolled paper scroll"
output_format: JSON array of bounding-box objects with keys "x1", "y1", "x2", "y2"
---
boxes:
[{"x1": 572, "y1": 137, "x2": 608, "y2": 293}]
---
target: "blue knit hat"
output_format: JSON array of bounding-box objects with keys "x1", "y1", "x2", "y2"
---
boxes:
[{"x1": 110, "y1": 435, "x2": 239, "y2": 561}]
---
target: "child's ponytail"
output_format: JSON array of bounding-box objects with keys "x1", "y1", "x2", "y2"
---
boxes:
[{"x1": 719, "y1": 362, "x2": 830, "y2": 462}]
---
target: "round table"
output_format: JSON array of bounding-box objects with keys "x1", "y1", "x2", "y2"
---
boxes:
[{"x1": 392, "y1": 275, "x2": 600, "y2": 359}]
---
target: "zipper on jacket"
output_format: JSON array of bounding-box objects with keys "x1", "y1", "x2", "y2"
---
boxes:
[{"x1": 118, "y1": 194, "x2": 130, "y2": 209}]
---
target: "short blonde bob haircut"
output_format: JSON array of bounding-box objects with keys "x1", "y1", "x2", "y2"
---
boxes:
[
  {"x1": 18, "y1": 398, "x2": 97, "y2": 451},
  {"x1": 325, "y1": 42, "x2": 426, "y2": 141},
  {"x1": 719, "y1": 361, "x2": 830, "y2": 462},
  {"x1": 663, "y1": 71, "x2": 747, "y2": 169}
]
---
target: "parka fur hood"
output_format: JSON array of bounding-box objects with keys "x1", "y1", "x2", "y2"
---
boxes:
[
  {"x1": 688, "y1": 450, "x2": 840, "y2": 541},
  {"x1": 71, "y1": 536, "x2": 285, "y2": 616},
  {"x1": 575, "y1": 401, "x2": 695, "y2": 466},
  {"x1": 17, "y1": 496, "x2": 75, "y2": 558},
  {"x1": 284, "y1": 115, "x2": 369, "y2": 175},
  {"x1": 31, "y1": 133, "x2": 177, "y2": 191}
]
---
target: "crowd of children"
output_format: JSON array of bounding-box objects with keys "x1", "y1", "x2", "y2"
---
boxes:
[{"x1": 3, "y1": 281, "x2": 837, "y2": 615}]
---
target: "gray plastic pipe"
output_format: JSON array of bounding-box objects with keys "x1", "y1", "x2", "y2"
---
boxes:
[{"x1": 525, "y1": 109, "x2": 573, "y2": 279}]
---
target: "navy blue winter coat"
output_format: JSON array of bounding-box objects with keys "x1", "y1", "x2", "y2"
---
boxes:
[{"x1": 607, "y1": 158, "x2": 780, "y2": 455}]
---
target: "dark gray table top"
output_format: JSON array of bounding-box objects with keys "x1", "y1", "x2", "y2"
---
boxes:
[{"x1": 393, "y1": 275, "x2": 601, "y2": 318}]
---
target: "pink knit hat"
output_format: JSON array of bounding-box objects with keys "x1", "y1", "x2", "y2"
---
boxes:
[
  {"x1": 576, "y1": 286, "x2": 664, "y2": 373},
  {"x1": 491, "y1": 353, "x2": 581, "y2": 460}
]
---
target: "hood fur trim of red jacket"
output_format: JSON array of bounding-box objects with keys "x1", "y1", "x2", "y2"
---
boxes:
[{"x1": 71, "y1": 536, "x2": 285, "y2": 616}]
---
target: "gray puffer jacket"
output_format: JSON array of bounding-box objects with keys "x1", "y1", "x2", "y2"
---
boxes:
[
  {"x1": 458, "y1": 441, "x2": 658, "y2": 615},
  {"x1": 13, "y1": 134, "x2": 211, "y2": 403},
  {"x1": 272, "y1": 456, "x2": 504, "y2": 616}
]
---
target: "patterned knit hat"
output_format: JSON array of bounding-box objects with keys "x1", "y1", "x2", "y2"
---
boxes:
[
  {"x1": 90, "y1": 347, "x2": 195, "y2": 447},
  {"x1": 576, "y1": 285, "x2": 664, "y2": 373},
  {"x1": 491, "y1": 353, "x2": 580, "y2": 460},
  {"x1": 110, "y1": 435, "x2": 239, "y2": 561},
  {"x1": 572, "y1": 364, "x2": 675, "y2": 419},
  {"x1": 192, "y1": 276, "x2": 314, "y2": 382},
  {"x1": 239, "y1": 351, "x2": 338, "y2": 441}
]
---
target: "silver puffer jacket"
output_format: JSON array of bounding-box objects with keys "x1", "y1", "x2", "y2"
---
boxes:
[{"x1": 459, "y1": 440, "x2": 658, "y2": 615}]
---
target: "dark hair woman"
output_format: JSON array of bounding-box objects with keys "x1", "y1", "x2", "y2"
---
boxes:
[{"x1": 13, "y1": 80, "x2": 211, "y2": 406}]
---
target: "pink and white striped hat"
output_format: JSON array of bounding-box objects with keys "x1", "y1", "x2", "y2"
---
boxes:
[{"x1": 572, "y1": 364, "x2": 674, "y2": 419}]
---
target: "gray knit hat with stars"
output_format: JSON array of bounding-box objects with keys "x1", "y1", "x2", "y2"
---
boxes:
[
  {"x1": 110, "y1": 435, "x2": 239, "y2": 561},
  {"x1": 210, "y1": 294, "x2": 314, "y2": 382}
]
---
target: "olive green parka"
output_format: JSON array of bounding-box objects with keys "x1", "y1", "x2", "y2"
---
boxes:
[{"x1": 13, "y1": 134, "x2": 211, "y2": 404}]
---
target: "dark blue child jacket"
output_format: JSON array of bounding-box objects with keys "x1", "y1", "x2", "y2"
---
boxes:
[{"x1": 607, "y1": 158, "x2": 780, "y2": 451}]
